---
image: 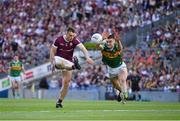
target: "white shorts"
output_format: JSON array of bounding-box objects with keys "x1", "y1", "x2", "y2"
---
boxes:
[
  {"x1": 54, "y1": 56, "x2": 74, "y2": 68},
  {"x1": 107, "y1": 62, "x2": 127, "y2": 78},
  {"x1": 9, "y1": 76, "x2": 22, "y2": 82}
]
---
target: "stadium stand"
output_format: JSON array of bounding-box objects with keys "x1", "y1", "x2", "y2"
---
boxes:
[{"x1": 0, "y1": 0, "x2": 179, "y2": 92}]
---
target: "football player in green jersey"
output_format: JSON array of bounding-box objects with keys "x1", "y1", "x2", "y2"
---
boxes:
[
  {"x1": 8, "y1": 55, "x2": 25, "y2": 98},
  {"x1": 97, "y1": 32, "x2": 128, "y2": 104}
]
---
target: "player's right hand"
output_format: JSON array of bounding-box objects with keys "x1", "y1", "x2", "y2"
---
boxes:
[
  {"x1": 51, "y1": 60, "x2": 55, "y2": 74},
  {"x1": 86, "y1": 57, "x2": 94, "y2": 65}
]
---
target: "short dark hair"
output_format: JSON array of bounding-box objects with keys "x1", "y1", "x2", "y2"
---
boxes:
[
  {"x1": 108, "y1": 34, "x2": 114, "y2": 39},
  {"x1": 67, "y1": 27, "x2": 75, "y2": 33}
]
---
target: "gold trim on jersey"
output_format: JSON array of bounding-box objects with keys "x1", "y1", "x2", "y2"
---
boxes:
[
  {"x1": 101, "y1": 50, "x2": 121, "y2": 58},
  {"x1": 11, "y1": 66, "x2": 22, "y2": 71}
]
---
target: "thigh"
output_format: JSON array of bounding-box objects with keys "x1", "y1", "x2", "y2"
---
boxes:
[
  {"x1": 55, "y1": 56, "x2": 74, "y2": 66},
  {"x1": 10, "y1": 76, "x2": 20, "y2": 83},
  {"x1": 15, "y1": 76, "x2": 22, "y2": 82},
  {"x1": 108, "y1": 63, "x2": 127, "y2": 80},
  {"x1": 118, "y1": 67, "x2": 128, "y2": 81},
  {"x1": 62, "y1": 70, "x2": 72, "y2": 82},
  {"x1": 108, "y1": 66, "x2": 119, "y2": 78},
  {"x1": 10, "y1": 77, "x2": 18, "y2": 88},
  {"x1": 110, "y1": 76, "x2": 120, "y2": 86}
]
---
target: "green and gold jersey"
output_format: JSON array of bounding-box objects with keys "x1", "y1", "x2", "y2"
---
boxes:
[
  {"x1": 9, "y1": 61, "x2": 23, "y2": 77},
  {"x1": 101, "y1": 43, "x2": 123, "y2": 68}
]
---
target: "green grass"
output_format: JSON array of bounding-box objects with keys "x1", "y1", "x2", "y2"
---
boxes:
[{"x1": 0, "y1": 99, "x2": 180, "y2": 120}]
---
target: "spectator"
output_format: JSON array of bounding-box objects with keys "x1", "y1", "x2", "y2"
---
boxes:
[
  {"x1": 38, "y1": 77, "x2": 49, "y2": 99},
  {"x1": 127, "y1": 71, "x2": 141, "y2": 101}
]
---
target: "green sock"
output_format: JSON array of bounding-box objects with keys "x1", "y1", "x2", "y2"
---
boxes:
[{"x1": 123, "y1": 92, "x2": 128, "y2": 99}]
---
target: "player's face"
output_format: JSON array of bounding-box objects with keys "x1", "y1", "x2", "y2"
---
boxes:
[
  {"x1": 14, "y1": 56, "x2": 19, "y2": 61},
  {"x1": 66, "y1": 31, "x2": 76, "y2": 41},
  {"x1": 106, "y1": 38, "x2": 115, "y2": 49}
]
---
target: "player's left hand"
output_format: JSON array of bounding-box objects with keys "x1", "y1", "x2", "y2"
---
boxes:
[
  {"x1": 113, "y1": 28, "x2": 120, "y2": 41},
  {"x1": 86, "y1": 57, "x2": 94, "y2": 64},
  {"x1": 102, "y1": 31, "x2": 109, "y2": 39}
]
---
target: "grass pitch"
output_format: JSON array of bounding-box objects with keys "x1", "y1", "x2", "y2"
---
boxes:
[{"x1": 0, "y1": 99, "x2": 180, "y2": 120}]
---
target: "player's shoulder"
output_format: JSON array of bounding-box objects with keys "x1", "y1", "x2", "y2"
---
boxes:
[
  {"x1": 53, "y1": 35, "x2": 64, "y2": 46},
  {"x1": 54, "y1": 35, "x2": 63, "y2": 41},
  {"x1": 73, "y1": 37, "x2": 81, "y2": 43},
  {"x1": 18, "y1": 61, "x2": 23, "y2": 64}
]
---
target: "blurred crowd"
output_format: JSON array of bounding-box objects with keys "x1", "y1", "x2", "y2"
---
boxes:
[
  {"x1": 125, "y1": 20, "x2": 180, "y2": 91},
  {"x1": 0, "y1": 0, "x2": 179, "y2": 91}
]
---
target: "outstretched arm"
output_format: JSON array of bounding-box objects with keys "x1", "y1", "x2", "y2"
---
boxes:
[
  {"x1": 50, "y1": 45, "x2": 57, "y2": 62},
  {"x1": 96, "y1": 43, "x2": 105, "y2": 50},
  {"x1": 96, "y1": 31, "x2": 109, "y2": 50},
  {"x1": 50, "y1": 45, "x2": 57, "y2": 73},
  {"x1": 116, "y1": 38, "x2": 123, "y2": 51},
  {"x1": 77, "y1": 43, "x2": 94, "y2": 64},
  {"x1": 114, "y1": 31, "x2": 123, "y2": 51}
]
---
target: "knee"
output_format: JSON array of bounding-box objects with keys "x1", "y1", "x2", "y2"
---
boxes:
[
  {"x1": 63, "y1": 80, "x2": 70, "y2": 88},
  {"x1": 121, "y1": 80, "x2": 125, "y2": 83},
  {"x1": 120, "y1": 79, "x2": 126, "y2": 84}
]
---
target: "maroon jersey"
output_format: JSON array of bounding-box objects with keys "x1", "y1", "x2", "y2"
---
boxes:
[{"x1": 53, "y1": 35, "x2": 80, "y2": 62}]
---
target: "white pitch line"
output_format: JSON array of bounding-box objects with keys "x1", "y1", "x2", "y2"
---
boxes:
[
  {"x1": 74, "y1": 109, "x2": 180, "y2": 112},
  {"x1": 1, "y1": 109, "x2": 180, "y2": 113},
  {"x1": 39, "y1": 110, "x2": 50, "y2": 112}
]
